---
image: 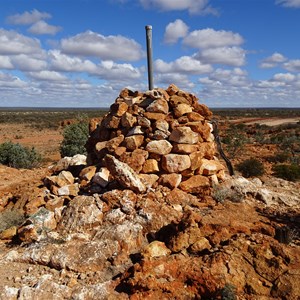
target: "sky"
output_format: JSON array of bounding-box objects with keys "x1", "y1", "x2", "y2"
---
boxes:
[{"x1": 0, "y1": 0, "x2": 300, "y2": 108}]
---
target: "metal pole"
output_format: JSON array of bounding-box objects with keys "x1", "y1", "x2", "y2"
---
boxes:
[{"x1": 145, "y1": 25, "x2": 154, "y2": 90}]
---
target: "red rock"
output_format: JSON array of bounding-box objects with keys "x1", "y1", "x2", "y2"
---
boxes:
[{"x1": 179, "y1": 175, "x2": 210, "y2": 194}]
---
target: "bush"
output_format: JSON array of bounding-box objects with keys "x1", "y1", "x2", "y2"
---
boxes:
[
  {"x1": 0, "y1": 209, "x2": 25, "y2": 232},
  {"x1": 237, "y1": 158, "x2": 265, "y2": 178},
  {"x1": 267, "y1": 152, "x2": 290, "y2": 163},
  {"x1": 272, "y1": 164, "x2": 300, "y2": 181},
  {"x1": 0, "y1": 142, "x2": 41, "y2": 169},
  {"x1": 60, "y1": 120, "x2": 89, "y2": 157}
]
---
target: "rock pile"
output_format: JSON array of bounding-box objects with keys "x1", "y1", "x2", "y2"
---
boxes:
[{"x1": 45, "y1": 84, "x2": 225, "y2": 199}]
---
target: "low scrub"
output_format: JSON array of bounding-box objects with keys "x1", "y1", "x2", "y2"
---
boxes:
[
  {"x1": 237, "y1": 158, "x2": 265, "y2": 178},
  {"x1": 0, "y1": 141, "x2": 41, "y2": 169},
  {"x1": 0, "y1": 209, "x2": 25, "y2": 232},
  {"x1": 272, "y1": 164, "x2": 300, "y2": 181},
  {"x1": 60, "y1": 119, "x2": 89, "y2": 157}
]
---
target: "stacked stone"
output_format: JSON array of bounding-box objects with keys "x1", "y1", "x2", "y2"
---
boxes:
[{"x1": 83, "y1": 84, "x2": 225, "y2": 195}]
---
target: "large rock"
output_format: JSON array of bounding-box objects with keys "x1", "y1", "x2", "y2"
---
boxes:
[{"x1": 104, "y1": 155, "x2": 146, "y2": 193}]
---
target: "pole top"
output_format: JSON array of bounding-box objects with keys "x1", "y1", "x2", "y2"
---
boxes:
[{"x1": 145, "y1": 25, "x2": 152, "y2": 30}]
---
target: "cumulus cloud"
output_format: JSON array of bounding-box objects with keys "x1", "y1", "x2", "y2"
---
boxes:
[
  {"x1": 61, "y1": 31, "x2": 143, "y2": 61},
  {"x1": 154, "y1": 56, "x2": 213, "y2": 74},
  {"x1": 27, "y1": 70, "x2": 68, "y2": 81},
  {"x1": 196, "y1": 47, "x2": 246, "y2": 66},
  {"x1": 272, "y1": 72, "x2": 296, "y2": 82},
  {"x1": 0, "y1": 72, "x2": 27, "y2": 88},
  {"x1": 49, "y1": 50, "x2": 98, "y2": 73},
  {"x1": 0, "y1": 29, "x2": 43, "y2": 55},
  {"x1": 164, "y1": 19, "x2": 189, "y2": 44},
  {"x1": 183, "y1": 28, "x2": 244, "y2": 49},
  {"x1": 260, "y1": 52, "x2": 287, "y2": 68},
  {"x1": 276, "y1": 0, "x2": 300, "y2": 8},
  {"x1": 10, "y1": 54, "x2": 47, "y2": 72},
  {"x1": 139, "y1": 0, "x2": 217, "y2": 14},
  {"x1": 28, "y1": 20, "x2": 62, "y2": 35},
  {"x1": 6, "y1": 9, "x2": 51, "y2": 25},
  {"x1": 283, "y1": 59, "x2": 300, "y2": 72},
  {"x1": 0, "y1": 55, "x2": 14, "y2": 69}
]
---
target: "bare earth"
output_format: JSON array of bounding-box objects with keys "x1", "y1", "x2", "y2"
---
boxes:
[{"x1": 0, "y1": 116, "x2": 299, "y2": 299}]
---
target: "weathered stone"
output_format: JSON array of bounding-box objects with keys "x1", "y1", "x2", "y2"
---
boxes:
[
  {"x1": 139, "y1": 174, "x2": 159, "y2": 189},
  {"x1": 169, "y1": 127, "x2": 199, "y2": 144},
  {"x1": 197, "y1": 159, "x2": 225, "y2": 176},
  {"x1": 143, "y1": 112, "x2": 167, "y2": 121},
  {"x1": 119, "y1": 150, "x2": 147, "y2": 173},
  {"x1": 189, "y1": 237, "x2": 211, "y2": 253},
  {"x1": 173, "y1": 103, "x2": 193, "y2": 118},
  {"x1": 172, "y1": 143, "x2": 200, "y2": 154},
  {"x1": 142, "y1": 159, "x2": 159, "y2": 173},
  {"x1": 58, "y1": 195, "x2": 103, "y2": 234},
  {"x1": 102, "y1": 114, "x2": 120, "y2": 129},
  {"x1": 162, "y1": 154, "x2": 191, "y2": 173},
  {"x1": 146, "y1": 140, "x2": 173, "y2": 155},
  {"x1": 92, "y1": 168, "x2": 110, "y2": 188},
  {"x1": 0, "y1": 226, "x2": 17, "y2": 240},
  {"x1": 159, "y1": 174, "x2": 182, "y2": 189},
  {"x1": 57, "y1": 183, "x2": 79, "y2": 197},
  {"x1": 124, "y1": 135, "x2": 144, "y2": 151},
  {"x1": 166, "y1": 83, "x2": 180, "y2": 96},
  {"x1": 105, "y1": 155, "x2": 146, "y2": 193},
  {"x1": 186, "y1": 121, "x2": 211, "y2": 141},
  {"x1": 45, "y1": 196, "x2": 65, "y2": 211},
  {"x1": 137, "y1": 116, "x2": 151, "y2": 128},
  {"x1": 127, "y1": 126, "x2": 144, "y2": 136},
  {"x1": 152, "y1": 130, "x2": 170, "y2": 140},
  {"x1": 121, "y1": 112, "x2": 137, "y2": 128},
  {"x1": 106, "y1": 135, "x2": 125, "y2": 152},
  {"x1": 169, "y1": 94, "x2": 189, "y2": 107},
  {"x1": 114, "y1": 146, "x2": 127, "y2": 157},
  {"x1": 179, "y1": 175, "x2": 210, "y2": 193},
  {"x1": 186, "y1": 112, "x2": 205, "y2": 122},
  {"x1": 58, "y1": 171, "x2": 74, "y2": 185},
  {"x1": 110, "y1": 102, "x2": 128, "y2": 117},
  {"x1": 154, "y1": 119, "x2": 169, "y2": 132},
  {"x1": 142, "y1": 241, "x2": 171, "y2": 258},
  {"x1": 79, "y1": 166, "x2": 97, "y2": 182}
]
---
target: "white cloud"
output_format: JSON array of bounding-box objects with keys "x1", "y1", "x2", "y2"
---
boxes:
[
  {"x1": 27, "y1": 70, "x2": 68, "y2": 81},
  {"x1": 164, "y1": 19, "x2": 189, "y2": 44},
  {"x1": 283, "y1": 59, "x2": 300, "y2": 72},
  {"x1": 0, "y1": 55, "x2": 14, "y2": 69},
  {"x1": 10, "y1": 54, "x2": 47, "y2": 71},
  {"x1": 183, "y1": 28, "x2": 244, "y2": 49},
  {"x1": 61, "y1": 30, "x2": 144, "y2": 61},
  {"x1": 272, "y1": 72, "x2": 296, "y2": 82},
  {"x1": 154, "y1": 56, "x2": 213, "y2": 74},
  {"x1": 6, "y1": 9, "x2": 51, "y2": 25},
  {"x1": 260, "y1": 52, "x2": 287, "y2": 68},
  {"x1": 28, "y1": 20, "x2": 62, "y2": 35},
  {"x1": 139, "y1": 0, "x2": 217, "y2": 14},
  {"x1": 0, "y1": 29, "x2": 43, "y2": 55},
  {"x1": 49, "y1": 50, "x2": 98, "y2": 73},
  {"x1": 196, "y1": 46, "x2": 246, "y2": 66},
  {"x1": 276, "y1": 0, "x2": 300, "y2": 8},
  {"x1": 0, "y1": 72, "x2": 27, "y2": 88}
]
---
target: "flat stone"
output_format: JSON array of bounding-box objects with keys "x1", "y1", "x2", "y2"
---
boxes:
[
  {"x1": 110, "y1": 102, "x2": 128, "y2": 117},
  {"x1": 173, "y1": 103, "x2": 193, "y2": 118},
  {"x1": 162, "y1": 154, "x2": 191, "y2": 173},
  {"x1": 197, "y1": 159, "x2": 225, "y2": 176},
  {"x1": 79, "y1": 166, "x2": 97, "y2": 182},
  {"x1": 172, "y1": 143, "x2": 200, "y2": 154},
  {"x1": 142, "y1": 241, "x2": 171, "y2": 258},
  {"x1": 146, "y1": 140, "x2": 173, "y2": 155},
  {"x1": 179, "y1": 175, "x2": 210, "y2": 194},
  {"x1": 143, "y1": 112, "x2": 167, "y2": 121},
  {"x1": 169, "y1": 127, "x2": 199, "y2": 144}
]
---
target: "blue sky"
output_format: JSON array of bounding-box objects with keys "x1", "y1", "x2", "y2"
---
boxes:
[{"x1": 0, "y1": 0, "x2": 300, "y2": 107}]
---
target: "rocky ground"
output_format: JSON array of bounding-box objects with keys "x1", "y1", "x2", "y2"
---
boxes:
[{"x1": 0, "y1": 85, "x2": 299, "y2": 299}]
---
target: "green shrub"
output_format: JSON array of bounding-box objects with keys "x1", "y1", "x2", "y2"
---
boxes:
[
  {"x1": 272, "y1": 164, "x2": 300, "y2": 181},
  {"x1": 220, "y1": 283, "x2": 237, "y2": 300},
  {"x1": 60, "y1": 120, "x2": 89, "y2": 157},
  {"x1": 237, "y1": 158, "x2": 265, "y2": 178},
  {"x1": 0, "y1": 209, "x2": 25, "y2": 232},
  {"x1": 267, "y1": 152, "x2": 290, "y2": 163},
  {"x1": 0, "y1": 142, "x2": 41, "y2": 169}
]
